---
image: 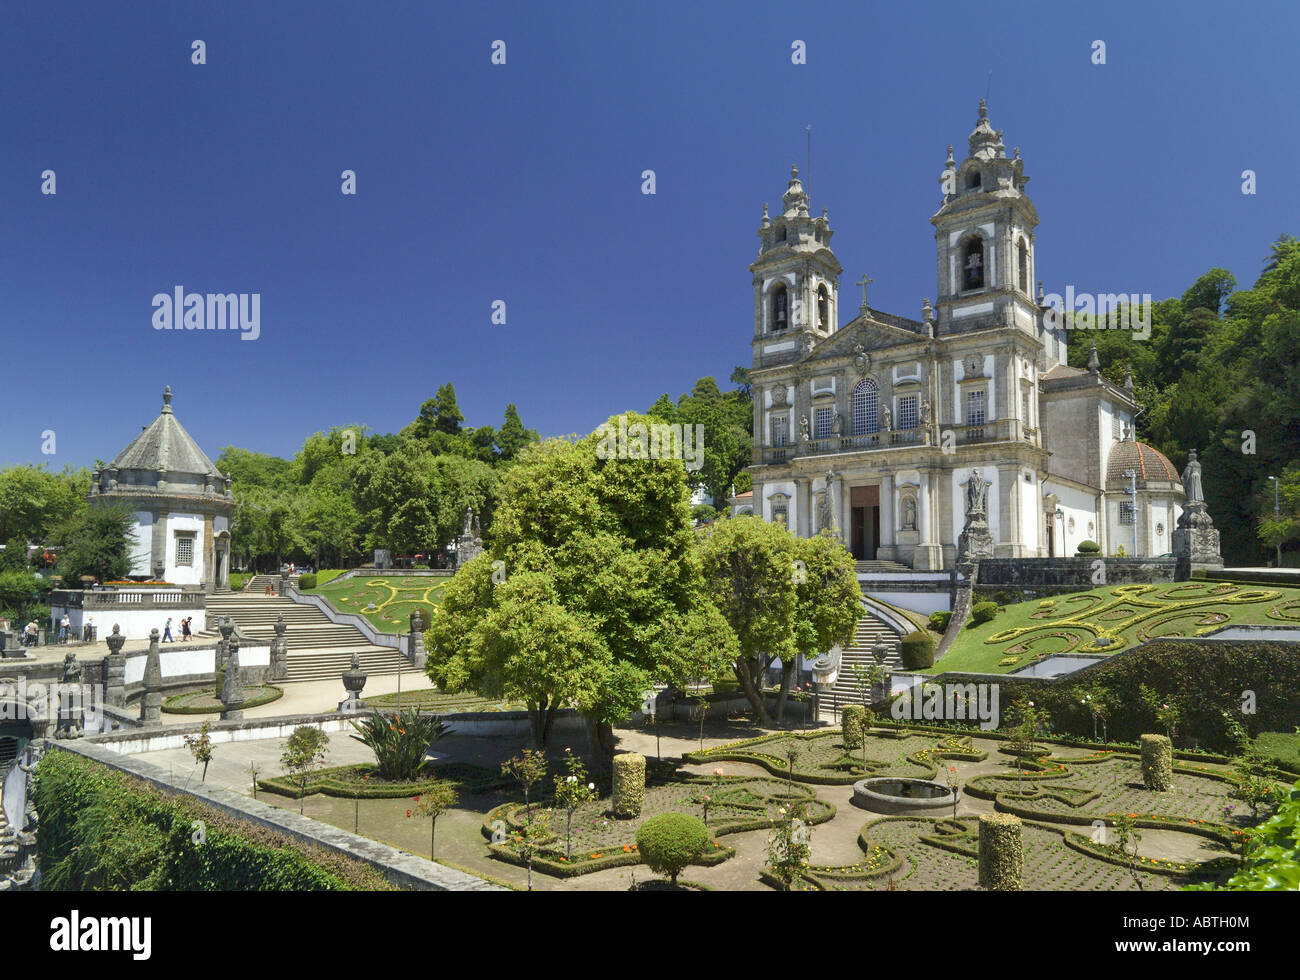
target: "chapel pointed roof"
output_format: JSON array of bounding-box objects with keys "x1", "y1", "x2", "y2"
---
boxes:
[{"x1": 108, "y1": 386, "x2": 220, "y2": 477}]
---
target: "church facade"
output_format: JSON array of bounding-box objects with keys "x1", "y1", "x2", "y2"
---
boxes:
[{"x1": 746, "y1": 103, "x2": 1185, "y2": 569}]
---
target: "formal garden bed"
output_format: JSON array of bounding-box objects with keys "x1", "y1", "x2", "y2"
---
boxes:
[
  {"x1": 482, "y1": 773, "x2": 834, "y2": 877},
  {"x1": 162, "y1": 684, "x2": 283, "y2": 714},
  {"x1": 363, "y1": 689, "x2": 524, "y2": 712},
  {"x1": 305, "y1": 575, "x2": 450, "y2": 632},
  {"x1": 682, "y1": 729, "x2": 986, "y2": 784},
  {"x1": 932, "y1": 582, "x2": 1300, "y2": 674},
  {"x1": 257, "y1": 760, "x2": 513, "y2": 799},
  {"x1": 794, "y1": 815, "x2": 1232, "y2": 891}
]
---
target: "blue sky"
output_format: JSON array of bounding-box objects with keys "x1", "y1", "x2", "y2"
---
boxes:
[{"x1": 3, "y1": 0, "x2": 1296, "y2": 469}]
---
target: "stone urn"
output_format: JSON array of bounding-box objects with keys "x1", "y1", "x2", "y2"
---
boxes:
[{"x1": 340, "y1": 653, "x2": 367, "y2": 711}]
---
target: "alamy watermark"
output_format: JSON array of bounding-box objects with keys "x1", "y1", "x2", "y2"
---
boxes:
[
  {"x1": 890, "y1": 680, "x2": 1000, "y2": 730},
  {"x1": 152, "y1": 286, "x2": 260, "y2": 341},
  {"x1": 0, "y1": 678, "x2": 103, "y2": 729},
  {"x1": 1042, "y1": 286, "x2": 1152, "y2": 341},
  {"x1": 595, "y1": 415, "x2": 705, "y2": 472}
]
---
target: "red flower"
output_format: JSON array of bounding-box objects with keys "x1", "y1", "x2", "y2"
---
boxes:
[{"x1": 405, "y1": 809, "x2": 412, "y2": 818}]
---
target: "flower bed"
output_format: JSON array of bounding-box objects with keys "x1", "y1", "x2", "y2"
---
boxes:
[
  {"x1": 257, "y1": 761, "x2": 511, "y2": 799},
  {"x1": 162, "y1": 684, "x2": 283, "y2": 715}
]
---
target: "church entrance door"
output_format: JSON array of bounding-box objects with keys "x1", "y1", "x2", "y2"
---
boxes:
[{"x1": 849, "y1": 485, "x2": 880, "y2": 560}]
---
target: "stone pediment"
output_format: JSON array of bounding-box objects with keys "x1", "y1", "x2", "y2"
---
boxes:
[{"x1": 805, "y1": 315, "x2": 928, "y2": 365}]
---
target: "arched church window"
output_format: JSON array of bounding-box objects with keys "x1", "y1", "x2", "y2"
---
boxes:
[
  {"x1": 1017, "y1": 238, "x2": 1029, "y2": 293},
  {"x1": 962, "y1": 237, "x2": 985, "y2": 290},
  {"x1": 852, "y1": 378, "x2": 879, "y2": 435},
  {"x1": 966, "y1": 170, "x2": 981, "y2": 190},
  {"x1": 816, "y1": 285, "x2": 829, "y2": 329},
  {"x1": 776, "y1": 225, "x2": 787, "y2": 243},
  {"x1": 771, "y1": 284, "x2": 788, "y2": 331}
]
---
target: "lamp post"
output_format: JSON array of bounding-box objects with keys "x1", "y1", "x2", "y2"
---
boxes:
[
  {"x1": 1054, "y1": 507, "x2": 1064, "y2": 556},
  {"x1": 1268, "y1": 476, "x2": 1282, "y2": 568}
]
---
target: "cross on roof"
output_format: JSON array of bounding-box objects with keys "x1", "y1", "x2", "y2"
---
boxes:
[{"x1": 855, "y1": 274, "x2": 874, "y2": 310}]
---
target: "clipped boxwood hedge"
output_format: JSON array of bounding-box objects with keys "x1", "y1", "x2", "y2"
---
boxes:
[
  {"x1": 612, "y1": 753, "x2": 646, "y2": 818},
  {"x1": 928, "y1": 610, "x2": 953, "y2": 632},
  {"x1": 163, "y1": 684, "x2": 284, "y2": 715},
  {"x1": 1076, "y1": 540, "x2": 1101, "y2": 555},
  {"x1": 969, "y1": 601, "x2": 998, "y2": 626},
  {"x1": 899, "y1": 630, "x2": 934, "y2": 669},
  {"x1": 636, "y1": 812, "x2": 710, "y2": 885},
  {"x1": 297, "y1": 572, "x2": 318, "y2": 590},
  {"x1": 33, "y1": 751, "x2": 397, "y2": 890},
  {"x1": 978, "y1": 812, "x2": 1023, "y2": 890}
]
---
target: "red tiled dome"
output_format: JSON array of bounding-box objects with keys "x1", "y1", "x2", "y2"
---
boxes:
[{"x1": 1105, "y1": 440, "x2": 1182, "y2": 491}]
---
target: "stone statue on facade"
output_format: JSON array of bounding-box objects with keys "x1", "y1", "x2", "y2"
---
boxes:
[
  {"x1": 881, "y1": 404, "x2": 893, "y2": 433},
  {"x1": 957, "y1": 469, "x2": 994, "y2": 562},
  {"x1": 1173, "y1": 448, "x2": 1222, "y2": 574},
  {"x1": 819, "y1": 470, "x2": 837, "y2": 534},
  {"x1": 831, "y1": 404, "x2": 843, "y2": 436},
  {"x1": 799, "y1": 415, "x2": 811, "y2": 443},
  {"x1": 55, "y1": 650, "x2": 85, "y2": 739},
  {"x1": 1181, "y1": 449, "x2": 1205, "y2": 505},
  {"x1": 965, "y1": 469, "x2": 989, "y2": 521}
]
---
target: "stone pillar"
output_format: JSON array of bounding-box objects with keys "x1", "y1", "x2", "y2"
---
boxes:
[
  {"x1": 104, "y1": 624, "x2": 126, "y2": 708},
  {"x1": 408, "y1": 611, "x2": 427, "y2": 669},
  {"x1": 216, "y1": 616, "x2": 235, "y2": 671},
  {"x1": 220, "y1": 636, "x2": 245, "y2": 721},
  {"x1": 140, "y1": 628, "x2": 162, "y2": 724},
  {"x1": 270, "y1": 613, "x2": 288, "y2": 681}
]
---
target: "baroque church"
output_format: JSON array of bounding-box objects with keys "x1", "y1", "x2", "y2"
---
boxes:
[{"x1": 746, "y1": 102, "x2": 1186, "y2": 569}]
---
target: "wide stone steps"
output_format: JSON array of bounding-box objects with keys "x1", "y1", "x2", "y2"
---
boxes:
[
  {"x1": 818, "y1": 610, "x2": 904, "y2": 715},
  {"x1": 205, "y1": 591, "x2": 410, "y2": 682},
  {"x1": 855, "y1": 560, "x2": 913, "y2": 573}
]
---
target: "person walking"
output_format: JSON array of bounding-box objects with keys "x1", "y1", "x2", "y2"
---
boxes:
[
  {"x1": 181, "y1": 616, "x2": 192, "y2": 641},
  {"x1": 59, "y1": 613, "x2": 70, "y2": 644},
  {"x1": 163, "y1": 617, "x2": 174, "y2": 642}
]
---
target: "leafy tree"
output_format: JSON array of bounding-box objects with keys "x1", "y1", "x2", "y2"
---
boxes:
[
  {"x1": 183, "y1": 721, "x2": 214, "y2": 782},
  {"x1": 281, "y1": 725, "x2": 331, "y2": 814},
  {"x1": 496, "y1": 403, "x2": 538, "y2": 462},
  {"x1": 501, "y1": 748, "x2": 549, "y2": 821},
  {"x1": 0, "y1": 536, "x2": 28, "y2": 572},
  {"x1": 552, "y1": 748, "x2": 597, "y2": 861},
  {"x1": 0, "y1": 464, "x2": 88, "y2": 544},
  {"x1": 54, "y1": 504, "x2": 135, "y2": 585},
  {"x1": 408, "y1": 781, "x2": 459, "y2": 859},
  {"x1": 427, "y1": 419, "x2": 736, "y2": 755},
  {"x1": 647, "y1": 374, "x2": 753, "y2": 506}
]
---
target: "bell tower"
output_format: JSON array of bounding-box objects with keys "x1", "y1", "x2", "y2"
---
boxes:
[
  {"x1": 750, "y1": 165, "x2": 842, "y2": 359},
  {"x1": 930, "y1": 102, "x2": 1041, "y2": 341}
]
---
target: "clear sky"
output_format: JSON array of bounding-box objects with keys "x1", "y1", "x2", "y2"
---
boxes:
[{"x1": 3, "y1": 0, "x2": 1296, "y2": 469}]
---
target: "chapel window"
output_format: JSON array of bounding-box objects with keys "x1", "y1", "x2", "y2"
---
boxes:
[
  {"x1": 772, "y1": 284, "x2": 788, "y2": 331},
  {"x1": 852, "y1": 379, "x2": 879, "y2": 435},
  {"x1": 962, "y1": 237, "x2": 985, "y2": 290}
]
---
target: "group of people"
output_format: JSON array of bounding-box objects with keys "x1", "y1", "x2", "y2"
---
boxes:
[
  {"x1": 55, "y1": 615, "x2": 96, "y2": 644},
  {"x1": 162, "y1": 616, "x2": 195, "y2": 642}
]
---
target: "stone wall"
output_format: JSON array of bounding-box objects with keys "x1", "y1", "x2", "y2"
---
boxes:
[{"x1": 975, "y1": 557, "x2": 1176, "y2": 594}]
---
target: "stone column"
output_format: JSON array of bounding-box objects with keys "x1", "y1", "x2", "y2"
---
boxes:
[
  {"x1": 140, "y1": 628, "x2": 162, "y2": 724},
  {"x1": 270, "y1": 613, "x2": 288, "y2": 681},
  {"x1": 220, "y1": 637, "x2": 245, "y2": 721},
  {"x1": 408, "y1": 609, "x2": 426, "y2": 669},
  {"x1": 104, "y1": 624, "x2": 126, "y2": 708}
]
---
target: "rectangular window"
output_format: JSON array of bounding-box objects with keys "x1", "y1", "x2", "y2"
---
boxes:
[
  {"x1": 1021, "y1": 389, "x2": 1031, "y2": 427},
  {"x1": 1119, "y1": 502, "x2": 1136, "y2": 525},
  {"x1": 175, "y1": 534, "x2": 195, "y2": 567},
  {"x1": 814, "y1": 406, "x2": 834, "y2": 439},
  {"x1": 1112, "y1": 415, "x2": 1121, "y2": 439},
  {"x1": 772, "y1": 505, "x2": 788, "y2": 528},
  {"x1": 772, "y1": 414, "x2": 788, "y2": 447},
  {"x1": 898, "y1": 395, "x2": 918, "y2": 430},
  {"x1": 966, "y1": 388, "x2": 986, "y2": 428}
]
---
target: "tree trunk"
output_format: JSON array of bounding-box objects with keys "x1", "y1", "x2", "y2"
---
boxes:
[
  {"x1": 775, "y1": 659, "x2": 796, "y2": 725},
  {"x1": 734, "y1": 658, "x2": 771, "y2": 726},
  {"x1": 542, "y1": 704, "x2": 558, "y2": 746},
  {"x1": 584, "y1": 715, "x2": 617, "y2": 771},
  {"x1": 528, "y1": 699, "x2": 545, "y2": 747}
]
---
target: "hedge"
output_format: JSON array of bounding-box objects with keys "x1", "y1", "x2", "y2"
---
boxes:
[
  {"x1": 1076, "y1": 540, "x2": 1101, "y2": 555},
  {"x1": 841, "y1": 705, "x2": 869, "y2": 749},
  {"x1": 612, "y1": 753, "x2": 646, "y2": 818},
  {"x1": 899, "y1": 630, "x2": 934, "y2": 669},
  {"x1": 636, "y1": 813, "x2": 710, "y2": 885},
  {"x1": 257, "y1": 761, "x2": 510, "y2": 799},
  {"x1": 928, "y1": 610, "x2": 953, "y2": 632},
  {"x1": 910, "y1": 640, "x2": 1300, "y2": 753},
  {"x1": 969, "y1": 601, "x2": 998, "y2": 626},
  {"x1": 1141, "y1": 734, "x2": 1174, "y2": 791},
  {"x1": 162, "y1": 684, "x2": 284, "y2": 715},
  {"x1": 297, "y1": 572, "x2": 318, "y2": 590},
  {"x1": 33, "y1": 751, "x2": 398, "y2": 890},
  {"x1": 978, "y1": 813, "x2": 1023, "y2": 890}
]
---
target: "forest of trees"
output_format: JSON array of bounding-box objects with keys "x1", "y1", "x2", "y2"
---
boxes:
[{"x1": 1064, "y1": 235, "x2": 1300, "y2": 565}]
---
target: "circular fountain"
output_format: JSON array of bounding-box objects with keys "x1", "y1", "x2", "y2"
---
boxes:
[{"x1": 852, "y1": 777, "x2": 958, "y2": 814}]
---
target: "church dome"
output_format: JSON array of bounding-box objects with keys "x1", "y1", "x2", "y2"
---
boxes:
[{"x1": 1105, "y1": 439, "x2": 1182, "y2": 492}]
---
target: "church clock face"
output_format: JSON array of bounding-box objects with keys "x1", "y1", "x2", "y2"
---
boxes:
[{"x1": 964, "y1": 353, "x2": 983, "y2": 377}]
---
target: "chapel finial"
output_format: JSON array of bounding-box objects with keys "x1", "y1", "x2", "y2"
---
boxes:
[{"x1": 162, "y1": 385, "x2": 173, "y2": 412}]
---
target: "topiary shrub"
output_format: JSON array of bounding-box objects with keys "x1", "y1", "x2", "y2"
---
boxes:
[
  {"x1": 978, "y1": 812, "x2": 1023, "y2": 891},
  {"x1": 1141, "y1": 734, "x2": 1173, "y2": 791},
  {"x1": 297, "y1": 572, "x2": 318, "y2": 590},
  {"x1": 635, "y1": 812, "x2": 710, "y2": 885},
  {"x1": 928, "y1": 610, "x2": 953, "y2": 632},
  {"x1": 898, "y1": 630, "x2": 934, "y2": 669},
  {"x1": 842, "y1": 704, "x2": 869, "y2": 748},
  {"x1": 969, "y1": 601, "x2": 998, "y2": 627},
  {"x1": 1075, "y1": 540, "x2": 1101, "y2": 556},
  {"x1": 612, "y1": 752, "x2": 646, "y2": 818}
]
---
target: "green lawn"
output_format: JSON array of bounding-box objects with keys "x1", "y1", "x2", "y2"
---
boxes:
[
  {"x1": 306, "y1": 574, "x2": 452, "y2": 634},
  {"x1": 1254, "y1": 731, "x2": 1300, "y2": 771},
  {"x1": 927, "y1": 581, "x2": 1300, "y2": 675}
]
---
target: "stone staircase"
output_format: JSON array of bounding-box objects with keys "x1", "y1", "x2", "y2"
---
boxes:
[
  {"x1": 817, "y1": 607, "x2": 904, "y2": 715},
  {"x1": 855, "y1": 560, "x2": 913, "y2": 574},
  {"x1": 205, "y1": 590, "x2": 410, "y2": 683}
]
